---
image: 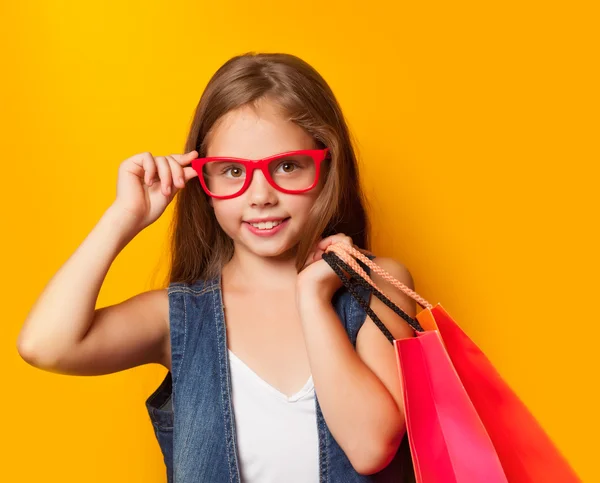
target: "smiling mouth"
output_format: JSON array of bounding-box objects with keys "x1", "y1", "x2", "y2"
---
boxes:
[{"x1": 244, "y1": 217, "x2": 291, "y2": 230}]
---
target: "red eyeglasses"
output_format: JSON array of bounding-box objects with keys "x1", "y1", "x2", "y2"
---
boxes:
[{"x1": 191, "y1": 148, "x2": 330, "y2": 199}]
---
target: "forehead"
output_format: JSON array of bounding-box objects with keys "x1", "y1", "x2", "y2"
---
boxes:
[{"x1": 206, "y1": 101, "x2": 316, "y2": 159}]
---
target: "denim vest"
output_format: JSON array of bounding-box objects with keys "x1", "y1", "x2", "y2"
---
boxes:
[{"x1": 145, "y1": 254, "x2": 414, "y2": 482}]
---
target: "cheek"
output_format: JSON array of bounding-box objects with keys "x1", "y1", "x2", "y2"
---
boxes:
[
  {"x1": 212, "y1": 201, "x2": 242, "y2": 229},
  {"x1": 286, "y1": 194, "x2": 319, "y2": 220}
]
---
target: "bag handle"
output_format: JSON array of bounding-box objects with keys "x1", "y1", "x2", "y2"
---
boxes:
[
  {"x1": 326, "y1": 243, "x2": 433, "y2": 310},
  {"x1": 322, "y1": 251, "x2": 424, "y2": 345}
]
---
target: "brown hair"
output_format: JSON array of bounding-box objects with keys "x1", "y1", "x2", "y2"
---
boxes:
[{"x1": 166, "y1": 52, "x2": 371, "y2": 285}]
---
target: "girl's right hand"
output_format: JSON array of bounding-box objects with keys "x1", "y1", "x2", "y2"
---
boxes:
[{"x1": 111, "y1": 150, "x2": 199, "y2": 231}]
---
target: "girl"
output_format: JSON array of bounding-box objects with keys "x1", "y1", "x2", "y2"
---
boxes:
[{"x1": 17, "y1": 52, "x2": 417, "y2": 483}]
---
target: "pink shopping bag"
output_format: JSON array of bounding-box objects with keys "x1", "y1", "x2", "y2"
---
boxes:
[{"x1": 322, "y1": 243, "x2": 580, "y2": 483}]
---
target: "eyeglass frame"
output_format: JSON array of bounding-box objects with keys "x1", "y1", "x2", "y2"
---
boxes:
[{"x1": 191, "y1": 147, "x2": 330, "y2": 199}]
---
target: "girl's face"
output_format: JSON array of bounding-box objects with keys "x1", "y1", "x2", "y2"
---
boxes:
[{"x1": 206, "y1": 101, "x2": 326, "y2": 259}]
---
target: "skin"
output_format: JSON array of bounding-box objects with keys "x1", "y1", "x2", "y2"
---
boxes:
[
  {"x1": 205, "y1": 99, "x2": 417, "y2": 474},
  {"x1": 206, "y1": 99, "x2": 326, "y2": 292},
  {"x1": 17, "y1": 98, "x2": 417, "y2": 476}
]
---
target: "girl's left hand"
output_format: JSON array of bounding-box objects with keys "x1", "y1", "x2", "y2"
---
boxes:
[{"x1": 297, "y1": 233, "x2": 355, "y2": 302}]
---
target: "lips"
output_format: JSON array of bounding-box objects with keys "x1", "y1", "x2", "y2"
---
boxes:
[
  {"x1": 244, "y1": 217, "x2": 290, "y2": 224},
  {"x1": 244, "y1": 217, "x2": 291, "y2": 237}
]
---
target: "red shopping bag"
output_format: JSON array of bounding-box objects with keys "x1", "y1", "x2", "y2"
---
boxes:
[
  {"x1": 322, "y1": 243, "x2": 580, "y2": 483},
  {"x1": 417, "y1": 305, "x2": 580, "y2": 483}
]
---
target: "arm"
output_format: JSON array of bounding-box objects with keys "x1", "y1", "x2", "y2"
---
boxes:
[
  {"x1": 16, "y1": 205, "x2": 170, "y2": 375},
  {"x1": 16, "y1": 149, "x2": 200, "y2": 375},
  {"x1": 297, "y1": 256, "x2": 416, "y2": 475}
]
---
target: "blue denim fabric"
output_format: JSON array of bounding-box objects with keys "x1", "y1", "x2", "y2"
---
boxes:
[{"x1": 145, "y1": 254, "x2": 413, "y2": 482}]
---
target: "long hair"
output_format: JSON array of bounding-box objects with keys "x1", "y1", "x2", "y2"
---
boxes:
[{"x1": 166, "y1": 52, "x2": 371, "y2": 285}]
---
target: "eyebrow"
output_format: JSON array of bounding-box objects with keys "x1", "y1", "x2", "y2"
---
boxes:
[{"x1": 203, "y1": 149, "x2": 313, "y2": 159}]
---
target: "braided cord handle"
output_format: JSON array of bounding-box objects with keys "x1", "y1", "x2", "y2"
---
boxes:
[
  {"x1": 323, "y1": 252, "x2": 397, "y2": 344},
  {"x1": 326, "y1": 243, "x2": 433, "y2": 310},
  {"x1": 321, "y1": 251, "x2": 425, "y2": 344}
]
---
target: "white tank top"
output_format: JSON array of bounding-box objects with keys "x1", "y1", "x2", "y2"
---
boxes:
[{"x1": 228, "y1": 349, "x2": 319, "y2": 483}]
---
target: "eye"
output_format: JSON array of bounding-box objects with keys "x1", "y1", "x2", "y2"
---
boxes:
[
  {"x1": 222, "y1": 165, "x2": 244, "y2": 178},
  {"x1": 276, "y1": 161, "x2": 301, "y2": 174}
]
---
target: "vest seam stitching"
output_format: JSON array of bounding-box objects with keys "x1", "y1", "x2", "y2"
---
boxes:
[
  {"x1": 214, "y1": 287, "x2": 239, "y2": 482},
  {"x1": 326, "y1": 418, "x2": 331, "y2": 483},
  {"x1": 176, "y1": 290, "x2": 188, "y2": 397},
  {"x1": 349, "y1": 290, "x2": 357, "y2": 346},
  {"x1": 168, "y1": 286, "x2": 218, "y2": 296}
]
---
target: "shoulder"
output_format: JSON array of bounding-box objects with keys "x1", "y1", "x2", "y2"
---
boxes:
[
  {"x1": 370, "y1": 256, "x2": 415, "y2": 294},
  {"x1": 357, "y1": 255, "x2": 416, "y2": 342},
  {"x1": 140, "y1": 286, "x2": 169, "y2": 309},
  {"x1": 121, "y1": 288, "x2": 169, "y2": 325},
  {"x1": 139, "y1": 288, "x2": 171, "y2": 368},
  {"x1": 371, "y1": 255, "x2": 416, "y2": 324}
]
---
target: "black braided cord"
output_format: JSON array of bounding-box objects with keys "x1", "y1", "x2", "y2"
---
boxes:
[
  {"x1": 326, "y1": 252, "x2": 424, "y2": 332},
  {"x1": 322, "y1": 252, "x2": 424, "y2": 346}
]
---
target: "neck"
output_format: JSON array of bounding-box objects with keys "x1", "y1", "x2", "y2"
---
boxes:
[{"x1": 222, "y1": 245, "x2": 300, "y2": 292}]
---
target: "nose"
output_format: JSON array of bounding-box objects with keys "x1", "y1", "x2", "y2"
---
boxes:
[{"x1": 246, "y1": 168, "x2": 277, "y2": 206}]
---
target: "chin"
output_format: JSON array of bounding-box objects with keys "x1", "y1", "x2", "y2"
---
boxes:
[
  {"x1": 248, "y1": 241, "x2": 294, "y2": 258},
  {"x1": 241, "y1": 234, "x2": 300, "y2": 259}
]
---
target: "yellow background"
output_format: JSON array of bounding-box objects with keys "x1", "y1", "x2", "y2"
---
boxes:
[{"x1": 1, "y1": 0, "x2": 597, "y2": 481}]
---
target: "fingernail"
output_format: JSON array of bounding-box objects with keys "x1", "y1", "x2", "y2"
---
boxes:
[{"x1": 178, "y1": 177, "x2": 184, "y2": 186}]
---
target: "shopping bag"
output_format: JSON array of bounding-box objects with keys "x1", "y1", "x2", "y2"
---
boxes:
[{"x1": 322, "y1": 242, "x2": 580, "y2": 483}]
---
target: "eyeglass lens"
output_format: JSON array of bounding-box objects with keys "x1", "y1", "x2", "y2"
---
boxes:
[{"x1": 202, "y1": 154, "x2": 317, "y2": 196}]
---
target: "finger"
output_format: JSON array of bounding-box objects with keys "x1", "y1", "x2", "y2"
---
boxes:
[
  {"x1": 313, "y1": 249, "x2": 326, "y2": 263},
  {"x1": 182, "y1": 166, "x2": 199, "y2": 181},
  {"x1": 154, "y1": 156, "x2": 172, "y2": 196},
  {"x1": 141, "y1": 154, "x2": 158, "y2": 186},
  {"x1": 303, "y1": 243, "x2": 320, "y2": 265},
  {"x1": 128, "y1": 152, "x2": 157, "y2": 185},
  {"x1": 166, "y1": 156, "x2": 185, "y2": 189},
  {"x1": 317, "y1": 233, "x2": 352, "y2": 251},
  {"x1": 316, "y1": 236, "x2": 333, "y2": 250},
  {"x1": 303, "y1": 249, "x2": 321, "y2": 269},
  {"x1": 170, "y1": 150, "x2": 198, "y2": 165}
]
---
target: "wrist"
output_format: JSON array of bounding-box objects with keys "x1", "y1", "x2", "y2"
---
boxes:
[
  {"x1": 103, "y1": 203, "x2": 143, "y2": 243},
  {"x1": 296, "y1": 286, "x2": 332, "y2": 311}
]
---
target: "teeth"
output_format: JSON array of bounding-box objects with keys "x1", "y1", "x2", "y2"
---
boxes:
[{"x1": 250, "y1": 220, "x2": 283, "y2": 229}]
